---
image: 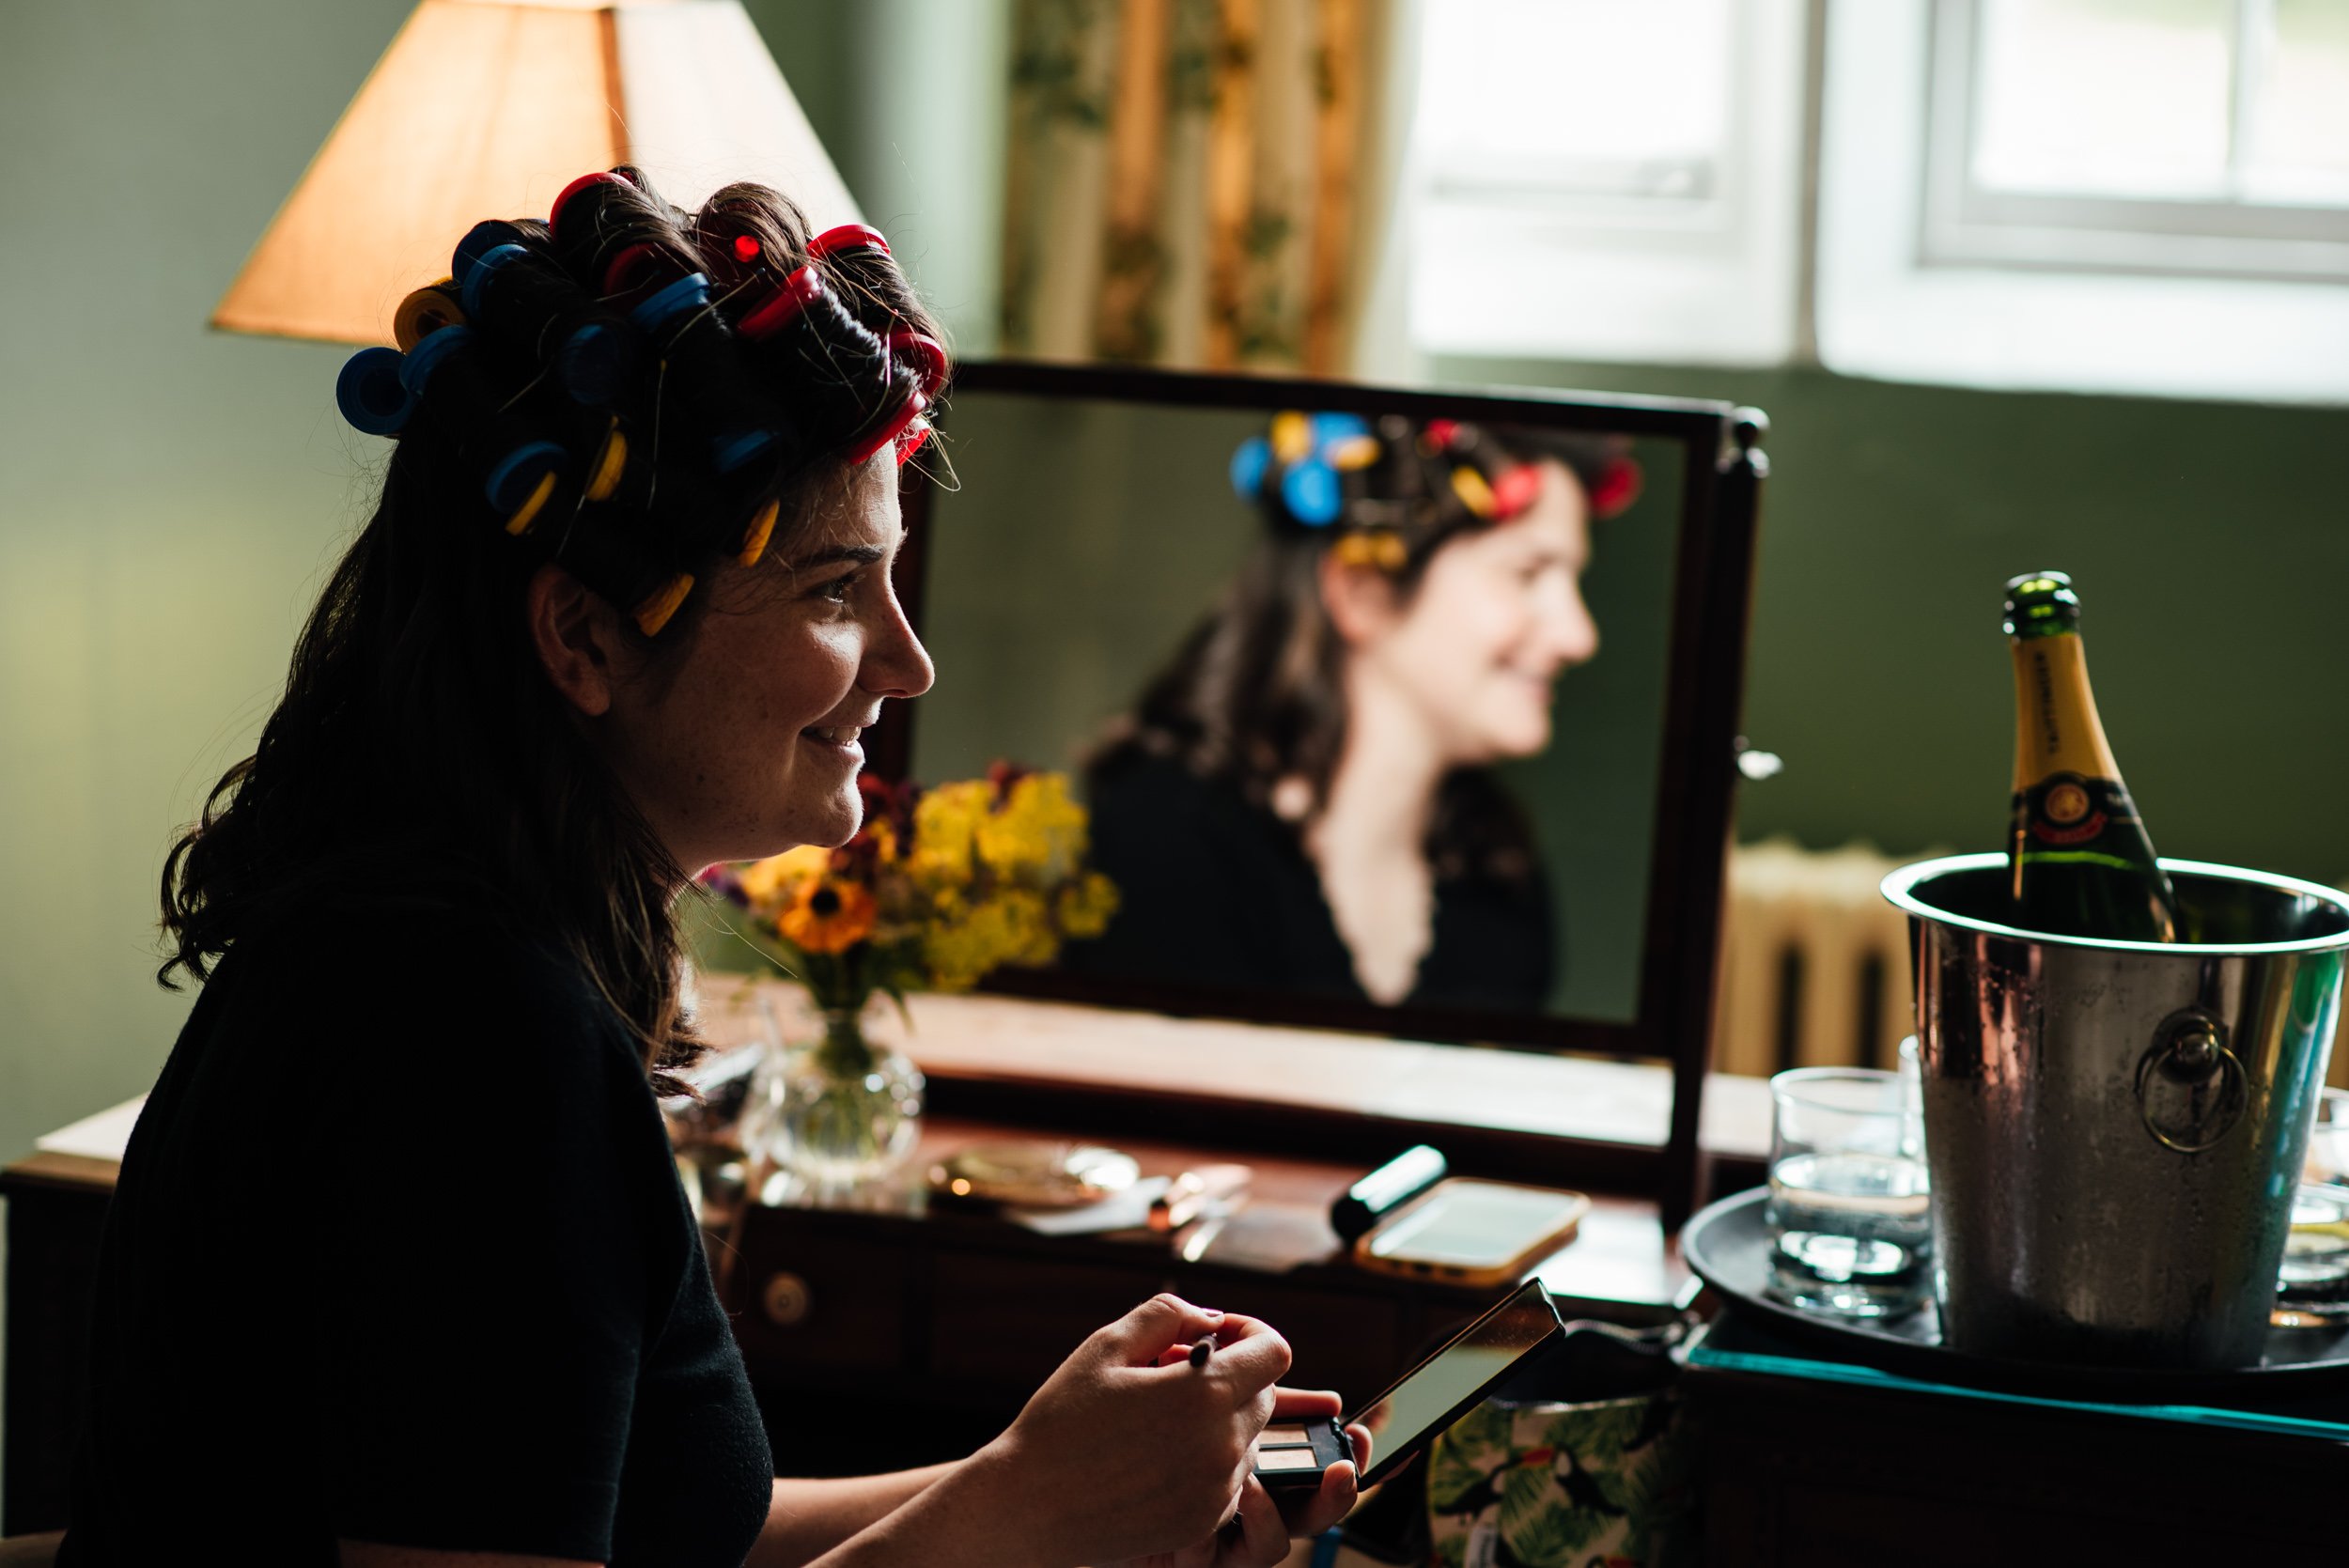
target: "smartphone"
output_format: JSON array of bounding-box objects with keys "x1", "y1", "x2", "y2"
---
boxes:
[
  {"x1": 1346, "y1": 1278, "x2": 1566, "y2": 1489},
  {"x1": 1350, "y1": 1179, "x2": 1590, "y2": 1287}
]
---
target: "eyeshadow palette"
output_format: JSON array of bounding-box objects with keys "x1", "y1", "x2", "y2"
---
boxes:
[{"x1": 1250, "y1": 1414, "x2": 1351, "y2": 1493}]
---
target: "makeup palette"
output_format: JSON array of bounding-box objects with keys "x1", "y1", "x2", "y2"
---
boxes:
[{"x1": 1250, "y1": 1415, "x2": 1351, "y2": 1493}]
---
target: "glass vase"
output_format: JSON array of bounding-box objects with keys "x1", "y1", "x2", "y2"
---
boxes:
[{"x1": 762, "y1": 1002, "x2": 924, "y2": 1198}]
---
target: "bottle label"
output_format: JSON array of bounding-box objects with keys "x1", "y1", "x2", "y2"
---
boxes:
[
  {"x1": 2011, "y1": 633, "x2": 2122, "y2": 793},
  {"x1": 2015, "y1": 771, "x2": 2139, "y2": 847}
]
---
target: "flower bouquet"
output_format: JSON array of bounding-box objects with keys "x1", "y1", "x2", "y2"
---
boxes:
[{"x1": 700, "y1": 765, "x2": 1118, "y2": 1192}]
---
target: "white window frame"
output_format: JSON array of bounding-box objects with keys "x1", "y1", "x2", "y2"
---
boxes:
[
  {"x1": 1921, "y1": 0, "x2": 2349, "y2": 285},
  {"x1": 1406, "y1": 0, "x2": 1811, "y2": 368},
  {"x1": 1816, "y1": 0, "x2": 2349, "y2": 404}
]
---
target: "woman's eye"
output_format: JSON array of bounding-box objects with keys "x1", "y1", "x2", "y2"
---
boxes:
[{"x1": 818, "y1": 571, "x2": 860, "y2": 603}]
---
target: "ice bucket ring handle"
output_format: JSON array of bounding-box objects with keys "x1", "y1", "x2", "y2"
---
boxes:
[{"x1": 2133, "y1": 1009, "x2": 2248, "y2": 1155}]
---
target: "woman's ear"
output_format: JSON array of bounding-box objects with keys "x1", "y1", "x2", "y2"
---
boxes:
[
  {"x1": 525, "y1": 562, "x2": 625, "y2": 717},
  {"x1": 1317, "y1": 550, "x2": 1400, "y2": 649}
]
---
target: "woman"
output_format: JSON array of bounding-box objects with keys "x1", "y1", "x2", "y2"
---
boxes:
[
  {"x1": 1080, "y1": 414, "x2": 1637, "y2": 1011},
  {"x1": 56, "y1": 171, "x2": 1362, "y2": 1567}
]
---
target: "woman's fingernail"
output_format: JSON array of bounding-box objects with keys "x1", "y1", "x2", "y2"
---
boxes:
[{"x1": 1201, "y1": 1307, "x2": 1224, "y2": 1319}]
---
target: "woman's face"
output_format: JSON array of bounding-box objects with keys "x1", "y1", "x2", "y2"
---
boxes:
[
  {"x1": 598, "y1": 454, "x2": 934, "y2": 872},
  {"x1": 1350, "y1": 458, "x2": 1599, "y2": 765}
]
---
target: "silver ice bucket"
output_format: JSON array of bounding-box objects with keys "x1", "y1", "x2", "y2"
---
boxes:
[{"x1": 1882, "y1": 854, "x2": 2349, "y2": 1370}]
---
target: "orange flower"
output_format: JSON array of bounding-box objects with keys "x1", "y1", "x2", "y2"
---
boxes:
[{"x1": 778, "y1": 877, "x2": 877, "y2": 955}]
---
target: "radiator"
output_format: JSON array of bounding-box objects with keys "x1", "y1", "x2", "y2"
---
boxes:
[{"x1": 1706, "y1": 839, "x2": 2349, "y2": 1089}]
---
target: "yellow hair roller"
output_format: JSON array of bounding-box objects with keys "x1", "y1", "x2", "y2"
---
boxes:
[
  {"x1": 1450, "y1": 465, "x2": 1498, "y2": 520},
  {"x1": 393, "y1": 280, "x2": 467, "y2": 352},
  {"x1": 633, "y1": 572, "x2": 695, "y2": 636},
  {"x1": 585, "y1": 422, "x2": 628, "y2": 503},
  {"x1": 502, "y1": 470, "x2": 558, "y2": 536},
  {"x1": 739, "y1": 499, "x2": 780, "y2": 567}
]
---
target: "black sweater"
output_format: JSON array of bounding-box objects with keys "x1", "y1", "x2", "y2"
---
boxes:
[
  {"x1": 1072, "y1": 752, "x2": 1555, "y2": 1011},
  {"x1": 58, "y1": 912, "x2": 770, "y2": 1567}
]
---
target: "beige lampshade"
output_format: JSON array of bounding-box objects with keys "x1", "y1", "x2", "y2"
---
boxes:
[{"x1": 212, "y1": 0, "x2": 863, "y2": 346}]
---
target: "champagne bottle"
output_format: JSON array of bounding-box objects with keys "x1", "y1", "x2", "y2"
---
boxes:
[{"x1": 2004, "y1": 570, "x2": 2180, "y2": 941}]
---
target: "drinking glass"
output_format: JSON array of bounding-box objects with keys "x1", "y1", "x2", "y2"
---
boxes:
[
  {"x1": 1766, "y1": 1067, "x2": 1932, "y2": 1319},
  {"x1": 2274, "y1": 1089, "x2": 2349, "y2": 1327}
]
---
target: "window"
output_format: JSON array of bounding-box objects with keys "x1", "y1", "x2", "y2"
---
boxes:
[
  {"x1": 1405, "y1": 0, "x2": 2349, "y2": 402},
  {"x1": 1815, "y1": 0, "x2": 2349, "y2": 402},
  {"x1": 1924, "y1": 0, "x2": 2349, "y2": 282},
  {"x1": 1406, "y1": 0, "x2": 1811, "y2": 366}
]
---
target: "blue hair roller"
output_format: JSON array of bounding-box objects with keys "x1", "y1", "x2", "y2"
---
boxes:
[
  {"x1": 1282, "y1": 458, "x2": 1342, "y2": 526},
  {"x1": 711, "y1": 428, "x2": 778, "y2": 474},
  {"x1": 1229, "y1": 436, "x2": 1272, "y2": 501},
  {"x1": 1308, "y1": 412, "x2": 1371, "y2": 450},
  {"x1": 630, "y1": 272, "x2": 712, "y2": 334},
  {"x1": 397, "y1": 324, "x2": 474, "y2": 396},
  {"x1": 452, "y1": 220, "x2": 530, "y2": 287},
  {"x1": 459, "y1": 243, "x2": 531, "y2": 318},
  {"x1": 485, "y1": 441, "x2": 568, "y2": 513},
  {"x1": 335, "y1": 347, "x2": 414, "y2": 435},
  {"x1": 559, "y1": 321, "x2": 629, "y2": 406}
]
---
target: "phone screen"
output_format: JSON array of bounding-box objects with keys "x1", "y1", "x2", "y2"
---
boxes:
[{"x1": 1346, "y1": 1280, "x2": 1563, "y2": 1486}]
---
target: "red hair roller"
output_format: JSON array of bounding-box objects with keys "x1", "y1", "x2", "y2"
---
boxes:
[
  {"x1": 887, "y1": 329, "x2": 948, "y2": 400},
  {"x1": 807, "y1": 224, "x2": 893, "y2": 261},
  {"x1": 847, "y1": 391, "x2": 926, "y2": 467},
  {"x1": 599, "y1": 241, "x2": 667, "y2": 300},
  {"x1": 548, "y1": 170, "x2": 636, "y2": 239},
  {"x1": 738, "y1": 266, "x2": 827, "y2": 342},
  {"x1": 1490, "y1": 463, "x2": 1543, "y2": 519}
]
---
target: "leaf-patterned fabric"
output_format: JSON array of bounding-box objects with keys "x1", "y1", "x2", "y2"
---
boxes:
[
  {"x1": 1425, "y1": 1394, "x2": 1695, "y2": 1568},
  {"x1": 1001, "y1": 0, "x2": 1397, "y2": 373}
]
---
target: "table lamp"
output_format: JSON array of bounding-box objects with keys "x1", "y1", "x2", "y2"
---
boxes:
[{"x1": 212, "y1": 0, "x2": 862, "y2": 346}]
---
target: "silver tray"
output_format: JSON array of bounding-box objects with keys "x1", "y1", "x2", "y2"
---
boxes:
[{"x1": 1683, "y1": 1187, "x2": 2349, "y2": 1403}]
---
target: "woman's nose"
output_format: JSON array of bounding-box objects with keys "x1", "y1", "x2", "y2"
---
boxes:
[
  {"x1": 865, "y1": 586, "x2": 936, "y2": 700},
  {"x1": 1546, "y1": 584, "x2": 1599, "y2": 668}
]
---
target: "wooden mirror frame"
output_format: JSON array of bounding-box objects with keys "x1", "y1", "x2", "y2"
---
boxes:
[{"x1": 868, "y1": 361, "x2": 1766, "y2": 1227}]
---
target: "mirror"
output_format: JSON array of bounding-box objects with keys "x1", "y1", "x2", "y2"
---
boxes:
[{"x1": 886, "y1": 363, "x2": 1763, "y2": 1089}]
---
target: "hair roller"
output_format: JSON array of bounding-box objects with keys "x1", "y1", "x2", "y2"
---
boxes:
[
  {"x1": 336, "y1": 347, "x2": 414, "y2": 435},
  {"x1": 460, "y1": 244, "x2": 636, "y2": 405},
  {"x1": 887, "y1": 329, "x2": 949, "y2": 401},
  {"x1": 845, "y1": 382, "x2": 926, "y2": 467},
  {"x1": 737, "y1": 266, "x2": 826, "y2": 343},
  {"x1": 549, "y1": 170, "x2": 636, "y2": 236},
  {"x1": 452, "y1": 221, "x2": 532, "y2": 287},
  {"x1": 630, "y1": 272, "x2": 713, "y2": 334},
  {"x1": 398, "y1": 327, "x2": 574, "y2": 530},
  {"x1": 808, "y1": 224, "x2": 891, "y2": 261},
  {"x1": 393, "y1": 282, "x2": 467, "y2": 352},
  {"x1": 739, "y1": 287, "x2": 892, "y2": 450},
  {"x1": 546, "y1": 170, "x2": 668, "y2": 285}
]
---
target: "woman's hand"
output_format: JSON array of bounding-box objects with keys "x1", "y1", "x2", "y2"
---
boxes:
[
  {"x1": 976, "y1": 1294, "x2": 1293, "y2": 1566},
  {"x1": 1098, "y1": 1387, "x2": 1373, "y2": 1568}
]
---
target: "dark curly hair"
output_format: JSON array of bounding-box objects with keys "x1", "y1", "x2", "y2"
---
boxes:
[{"x1": 159, "y1": 168, "x2": 946, "y2": 1089}]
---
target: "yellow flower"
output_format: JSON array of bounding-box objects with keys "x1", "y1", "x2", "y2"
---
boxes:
[
  {"x1": 1057, "y1": 872, "x2": 1120, "y2": 941},
  {"x1": 910, "y1": 780, "x2": 992, "y2": 887},
  {"x1": 923, "y1": 889, "x2": 1055, "y2": 989},
  {"x1": 976, "y1": 773, "x2": 1089, "y2": 884},
  {"x1": 738, "y1": 844, "x2": 832, "y2": 908},
  {"x1": 778, "y1": 877, "x2": 877, "y2": 955}
]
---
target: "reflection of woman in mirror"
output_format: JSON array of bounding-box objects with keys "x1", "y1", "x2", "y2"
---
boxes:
[{"x1": 1077, "y1": 413, "x2": 1640, "y2": 1009}]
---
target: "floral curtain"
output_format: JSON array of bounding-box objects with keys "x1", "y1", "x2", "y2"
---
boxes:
[{"x1": 1000, "y1": 0, "x2": 1400, "y2": 375}]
